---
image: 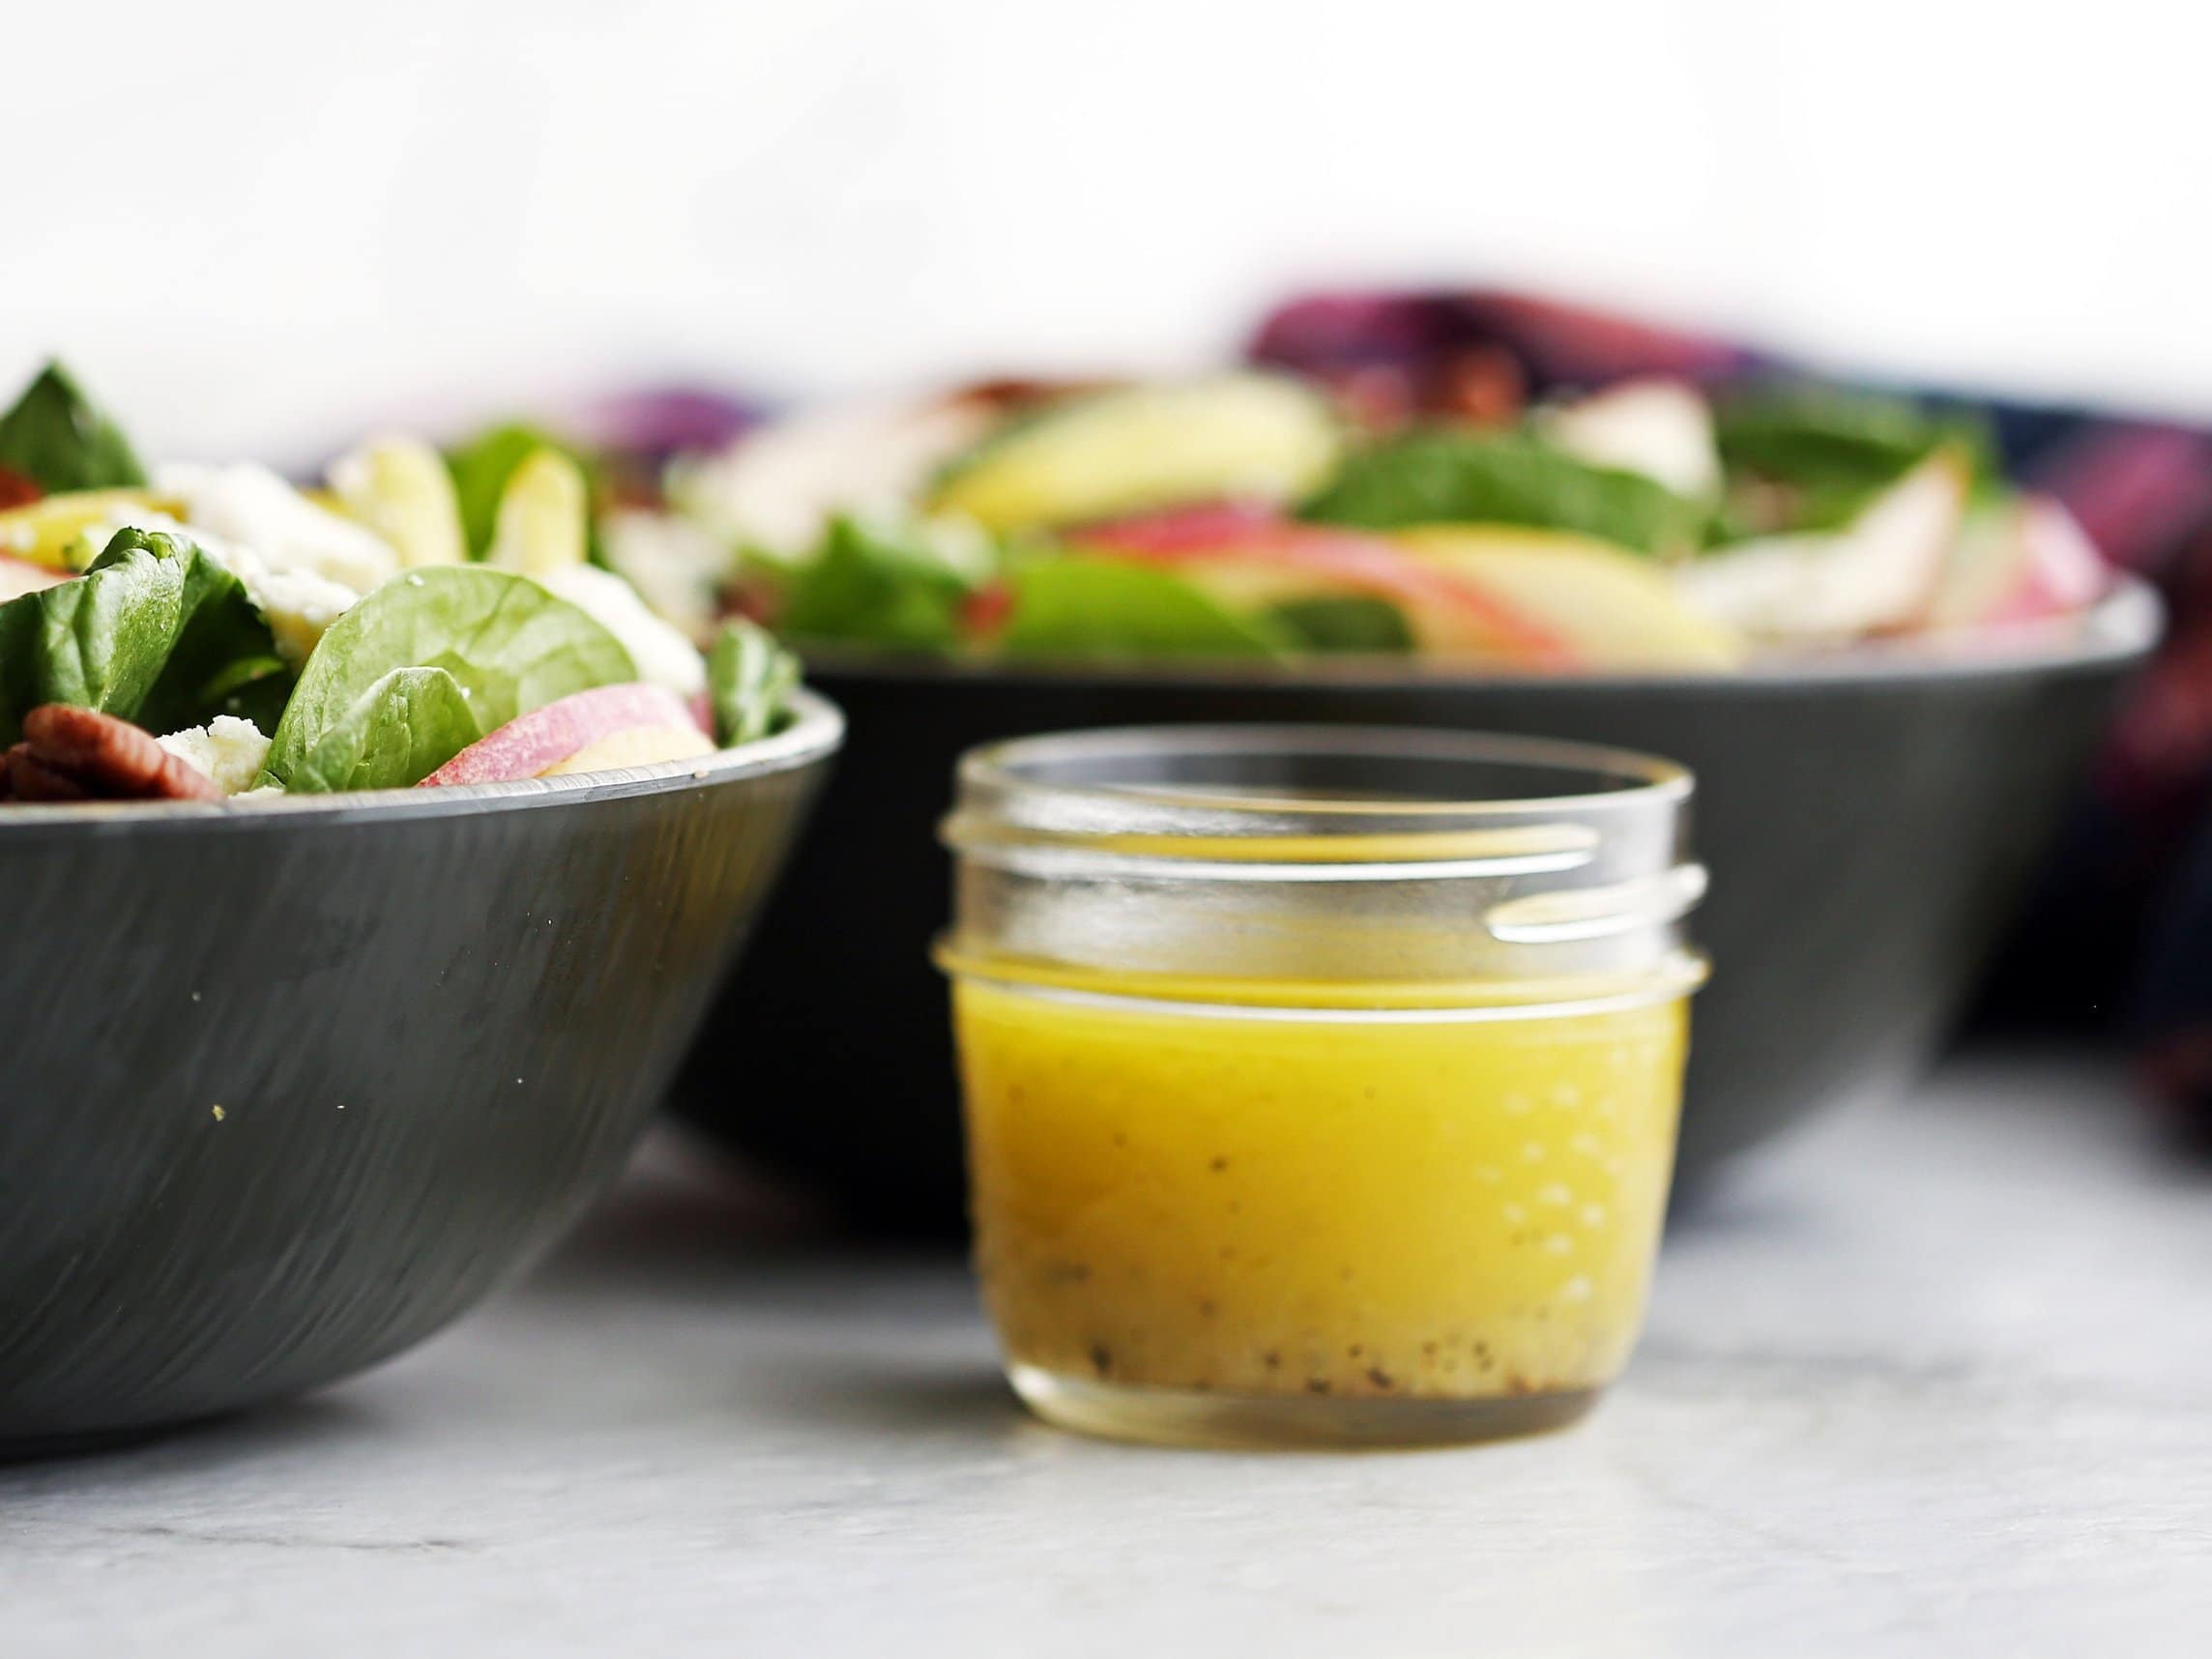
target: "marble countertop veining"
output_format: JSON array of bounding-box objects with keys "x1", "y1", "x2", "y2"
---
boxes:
[{"x1": 4, "y1": 1056, "x2": 2209, "y2": 1657}]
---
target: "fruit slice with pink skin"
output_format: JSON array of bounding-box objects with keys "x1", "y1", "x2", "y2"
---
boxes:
[
  {"x1": 416, "y1": 683, "x2": 705, "y2": 787},
  {"x1": 0, "y1": 554, "x2": 69, "y2": 600},
  {"x1": 1391, "y1": 527, "x2": 1746, "y2": 670},
  {"x1": 1920, "y1": 495, "x2": 2107, "y2": 630},
  {"x1": 1674, "y1": 450, "x2": 1967, "y2": 643},
  {"x1": 538, "y1": 722, "x2": 715, "y2": 776},
  {"x1": 1067, "y1": 503, "x2": 1577, "y2": 665}
]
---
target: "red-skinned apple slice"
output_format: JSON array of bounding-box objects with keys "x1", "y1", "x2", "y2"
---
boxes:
[
  {"x1": 1, "y1": 554, "x2": 69, "y2": 601},
  {"x1": 416, "y1": 683, "x2": 706, "y2": 788},
  {"x1": 1921, "y1": 495, "x2": 2107, "y2": 631},
  {"x1": 1067, "y1": 503, "x2": 1577, "y2": 665}
]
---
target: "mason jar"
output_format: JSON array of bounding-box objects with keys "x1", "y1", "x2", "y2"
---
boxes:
[{"x1": 936, "y1": 724, "x2": 1707, "y2": 1449}]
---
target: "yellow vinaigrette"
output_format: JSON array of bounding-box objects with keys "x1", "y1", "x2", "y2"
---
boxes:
[{"x1": 955, "y1": 975, "x2": 1688, "y2": 1407}]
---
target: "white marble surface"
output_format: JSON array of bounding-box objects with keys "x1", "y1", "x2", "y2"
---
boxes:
[{"x1": 5, "y1": 1056, "x2": 2209, "y2": 1657}]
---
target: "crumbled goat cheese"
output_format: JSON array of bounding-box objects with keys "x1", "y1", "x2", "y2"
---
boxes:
[
  {"x1": 538, "y1": 564, "x2": 708, "y2": 699},
  {"x1": 158, "y1": 716, "x2": 273, "y2": 796},
  {"x1": 157, "y1": 461, "x2": 398, "y2": 595}
]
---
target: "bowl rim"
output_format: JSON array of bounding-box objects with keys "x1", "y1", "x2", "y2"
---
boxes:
[
  {"x1": 0, "y1": 687, "x2": 844, "y2": 833},
  {"x1": 796, "y1": 575, "x2": 2163, "y2": 693}
]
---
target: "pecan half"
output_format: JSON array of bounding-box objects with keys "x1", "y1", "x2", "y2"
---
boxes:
[{"x1": 0, "y1": 705, "x2": 222, "y2": 803}]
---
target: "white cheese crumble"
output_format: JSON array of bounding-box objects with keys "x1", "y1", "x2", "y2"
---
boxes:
[
  {"x1": 156, "y1": 461, "x2": 399, "y2": 595},
  {"x1": 1541, "y1": 380, "x2": 1723, "y2": 499},
  {"x1": 537, "y1": 564, "x2": 708, "y2": 699},
  {"x1": 601, "y1": 509, "x2": 734, "y2": 645},
  {"x1": 158, "y1": 715, "x2": 273, "y2": 796},
  {"x1": 668, "y1": 396, "x2": 997, "y2": 562}
]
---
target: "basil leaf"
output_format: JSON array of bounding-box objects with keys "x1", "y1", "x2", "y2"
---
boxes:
[
  {"x1": 263, "y1": 566, "x2": 635, "y2": 791},
  {"x1": 999, "y1": 557, "x2": 1293, "y2": 659},
  {"x1": 778, "y1": 516, "x2": 977, "y2": 651},
  {"x1": 1302, "y1": 430, "x2": 1707, "y2": 557},
  {"x1": 0, "y1": 363, "x2": 147, "y2": 494},
  {"x1": 285, "y1": 665, "x2": 481, "y2": 792},
  {"x1": 708, "y1": 618, "x2": 800, "y2": 745},
  {"x1": 0, "y1": 527, "x2": 281, "y2": 744},
  {"x1": 1266, "y1": 595, "x2": 1413, "y2": 653}
]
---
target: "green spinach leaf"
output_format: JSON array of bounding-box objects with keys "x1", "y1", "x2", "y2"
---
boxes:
[
  {"x1": 778, "y1": 516, "x2": 978, "y2": 651},
  {"x1": 0, "y1": 527, "x2": 282, "y2": 743},
  {"x1": 999, "y1": 556, "x2": 1292, "y2": 659},
  {"x1": 0, "y1": 362, "x2": 147, "y2": 494},
  {"x1": 1714, "y1": 383, "x2": 1997, "y2": 491},
  {"x1": 262, "y1": 566, "x2": 635, "y2": 791},
  {"x1": 708, "y1": 619, "x2": 800, "y2": 745},
  {"x1": 1266, "y1": 594, "x2": 1413, "y2": 653},
  {"x1": 1301, "y1": 430, "x2": 1707, "y2": 557},
  {"x1": 283, "y1": 665, "x2": 481, "y2": 791}
]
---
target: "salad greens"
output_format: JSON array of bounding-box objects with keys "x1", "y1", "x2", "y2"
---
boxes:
[
  {"x1": 998, "y1": 556, "x2": 1291, "y2": 659},
  {"x1": 1266, "y1": 595, "x2": 1416, "y2": 654},
  {"x1": 776, "y1": 516, "x2": 980, "y2": 652},
  {"x1": 1300, "y1": 430, "x2": 1710, "y2": 557},
  {"x1": 0, "y1": 364, "x2": 147, "y2": 495},
  {"x1": 261, "y1": 566, "x2": 637, "y2": 791},
  {"x1": 708, "y1": 619, "x2": 800, "y2": 745},
  {"x1": 1, "y1": 361, "x2": 810, "y2": 805},
  {"x1": 0, "y1": 528, "x2": 282, "y2": 745},
  {"x1": 279, "y1": 664, "x2": 481, "y2": 793}
]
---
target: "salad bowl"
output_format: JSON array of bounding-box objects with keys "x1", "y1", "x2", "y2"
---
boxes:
[
  {"x1": 0, "y1": 691, "x2": 840, "y2": 1453},
  {"x1": 673, "y1": 598, "x2": 2152, "y2": 1232}
]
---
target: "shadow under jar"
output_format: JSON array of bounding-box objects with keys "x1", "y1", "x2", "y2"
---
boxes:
[{"x1": 936, "y1": 725, "x2": 1708, "y2": 1449}]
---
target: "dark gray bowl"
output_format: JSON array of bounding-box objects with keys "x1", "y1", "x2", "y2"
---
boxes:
[
  {"x1": 0, "y1": 691, "x2": 840, "y2": 1454},
  {"x1": 675, "y1": 591, "x2": 2158, "y2": 1234}
]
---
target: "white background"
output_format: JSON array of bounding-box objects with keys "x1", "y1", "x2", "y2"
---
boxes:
[{"x1": 5, "y1": 0, "x2": 2209, "y2": 459}]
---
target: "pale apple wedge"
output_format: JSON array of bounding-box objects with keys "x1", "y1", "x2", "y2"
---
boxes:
[
  {"x1": 1070, "y1": 505, "x2": 1575, "y2": 665},
  {"x1": 416, "y1": 683, "x2": 704, "y2": 788},
  {"x1": 0, "y1": 488, "x2": 180, "y2": 570},
  {"x1": 484, "y1": 449, "x2": 591, "y2": 577},
  {"x1": 1675, "y1": 450, "x2": 1968, "y2": 643},
  {"x1": 0, "y1": 554, "x2": 69, "y2": 600},
  {"x1": 538, "y1": 722, "x2": 716, "y2": 777},
  {"x1": 329, "y1": 435, "x2": 468, "y2": 568},
  {"x1": 1393, "y1": 526, "x2": 1746, "y2": 670},
  {"x1": 1920, "y1": 495, "x2": 2107, "y2": 631}
]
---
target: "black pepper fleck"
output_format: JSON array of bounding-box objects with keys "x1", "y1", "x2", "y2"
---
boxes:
[
  {"x1": 1366, "y1": 1367, "x2": 1395, "y2": 1391},
  {"x1": 1090, "y1": 1344, "x2": 1113, "y2": 1378}
]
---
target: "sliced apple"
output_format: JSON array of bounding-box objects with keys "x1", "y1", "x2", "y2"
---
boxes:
[
  {"x1": 0, "y1": 488, "x2": 179, "y2": 570},
  {"x1": 538, "y1": 722, "x2": 715, "y2": 776},
  {"x1": 1674, "y1": 450, "x2": 1968, "y2": 643},
  {"x1": 1069, "y1": 505, "x2": 1575, "y2": 665},
  {"x1": 929, "y1": 375, "x2": 1342, "y2": 533},
  {"x1": 0, "y1": 554, "x2": 69, "y2": 600},
  {"x1": 328, "y1": 435, "x2": 468, "y2": 568},
  {"x1": 1393, "y1": 527, "x2": 1745, "y2": 670},
  {"x1": 1920, "y1": 494, "x2": 2106, "y2": 631},
  {"x1": 484, "y1": 449, "x2": 590, "y2": 577},
  {"x1": 416, "y1": 683, "x2": 704, "y2": 788}
]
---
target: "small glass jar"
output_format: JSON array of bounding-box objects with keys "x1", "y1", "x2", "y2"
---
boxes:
[{"x1": 935, "y1": 725, "x2": 1708, "y2": 1450}]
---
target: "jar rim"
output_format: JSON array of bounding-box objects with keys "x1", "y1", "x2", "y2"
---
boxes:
[{"x1": 949, "y1": 724, "x2": 1691, "y2": 853}]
